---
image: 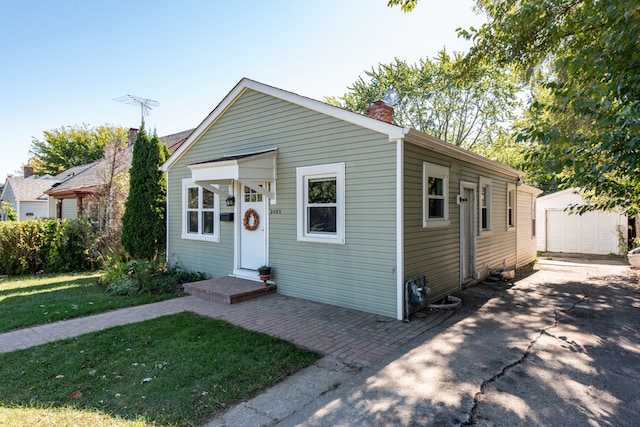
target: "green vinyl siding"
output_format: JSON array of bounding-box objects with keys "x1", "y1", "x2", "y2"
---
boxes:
[
  {"x1": 403, "y1": 143, "x2": 459, "y2": 302},
  {"x1": 403, "y1": 141, "x2": 519, "y2": 303},
  {"x1": 516, "y1": 190, "x2": 538, "y2": 267},
  {"x1": 460, "y1": 168, "x2": 517, "y2": 274},
  {"x1": 166, "y1": 89, "x2": 399, "y2": 317}
]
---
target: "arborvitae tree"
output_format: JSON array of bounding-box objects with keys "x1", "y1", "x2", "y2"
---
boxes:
[{"x1": 121, "y1": 126, "x2": 168, "y2": 260}]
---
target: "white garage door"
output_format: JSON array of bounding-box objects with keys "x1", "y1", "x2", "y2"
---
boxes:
[{"x1": 546, "y1": 210, "x2": 621, "y2": 255}]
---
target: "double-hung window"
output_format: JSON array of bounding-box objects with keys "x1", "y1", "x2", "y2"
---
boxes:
[
  {"x1": 531, "y1": 197, "x2": 537, "y2": 237},
  {"x1": 507, "y1": 184, "x2": 516, "y2": 229},
  {"x1": 479, "y1": 177, "x2": 492, "y2": 233},
  {"x1": 423, "y1": 162, "x2": 450, "y2": 227},
  {"x1": 296, "y1": 163, "x2": 345, "y2": 244},
  {"x1": 182, "y1": 179, "x2": 220, "y2": 241}
]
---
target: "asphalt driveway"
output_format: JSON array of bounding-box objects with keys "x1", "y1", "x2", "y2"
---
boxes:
[{"x1": 276, "y1": 255, "x2": 640, "y2": 426}]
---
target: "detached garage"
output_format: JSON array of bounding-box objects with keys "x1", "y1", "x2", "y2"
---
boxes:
[{"x1": 536, "y1": 188, "x2": 627, "y2": 255}]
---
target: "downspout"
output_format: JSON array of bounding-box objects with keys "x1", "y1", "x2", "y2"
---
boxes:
[
  {"x1": 164, "y1": 169, "x2": 170, "y2": 264},
  {"x1": 395, "y1": 137, "x2": 405, "y2": 320}
]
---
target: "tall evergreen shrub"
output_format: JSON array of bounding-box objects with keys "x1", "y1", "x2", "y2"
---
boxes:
[{"x1": 121, "y1": 126, "x2": 168, "y2": 260}]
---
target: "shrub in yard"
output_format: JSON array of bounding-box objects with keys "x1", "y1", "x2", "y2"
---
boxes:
[
  {"x1": 0, "y1": 218, "x2": 98, "y2": 275},
  {"x1": 46, "y1": 217, "x2": 98, "y2": 272},
  {"x1": 99, "y1": 259, "x2": 207, "y2": 295}
]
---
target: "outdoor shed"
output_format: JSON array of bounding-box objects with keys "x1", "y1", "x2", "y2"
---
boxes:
[
  {"x1": 161, "y1": 78, "x2": 540, "y2": 320},
  {"x1": 536, "y1": 188, "x2": 627, "y2": 255}
]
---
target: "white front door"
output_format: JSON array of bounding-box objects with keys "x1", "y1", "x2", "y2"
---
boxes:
[{"x1": 239, "y1": 184, "x2": 268, "y2": 271}]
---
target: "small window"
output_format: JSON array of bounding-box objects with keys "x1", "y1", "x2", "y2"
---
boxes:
[
  {"x1": 532, "y1": 197, "x2": 537, "y2": 237},
  {"x1": 423, "y1": 162, "x2": 450, "y2": 227},
  {"x1": 297, "y1": 163, "x2": 345, "y2": 244},
  {"x1": 479, "y1": 177, "x2": 492, "y2": 232},
  {"x1": 182, "y1": 179, "x2": 220, "y2": 241},
  {"x1": 507, "y1": 184, "x2": 516, "y2": 229}
]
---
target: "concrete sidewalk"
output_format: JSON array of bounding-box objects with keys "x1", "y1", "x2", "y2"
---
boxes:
[{"x1": 270, "y1": 257, "x2": 640, "y2": 426}]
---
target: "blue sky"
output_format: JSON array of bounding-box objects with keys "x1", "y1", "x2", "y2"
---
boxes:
[{"x1": 0, "y1": 0, "x2": 485, "y2": 180}]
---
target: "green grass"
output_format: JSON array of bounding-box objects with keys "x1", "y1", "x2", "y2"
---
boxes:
[
  {"x1": 0, "y1": 312, "x2": 320, "y2": 426},
  {"x1": 0, "y1": 273, "x2": 183, "y2": 333}
]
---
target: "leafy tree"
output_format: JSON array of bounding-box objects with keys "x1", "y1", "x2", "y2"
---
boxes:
[
  {"x1": 387, "y1": 0, "x2": 419, "y2": 12},
  {"x1": 391, "y1": 0, "x2": 640, "y2": 214},
  {"x1": 327, "y1": 51, "x2": 522, "y2": 152},
  {"x1": 0, "y1": 201, "x2": 17, "y2": 221},
  {"x1": 88, "y1": 135, "x2": 132, "y2": 258},
  {"x1": 121, "y1": 126, "x2": 168, "y2": 260},
  {"x1": 29, "y1": 124, "x2": 128, "y2": 176}
]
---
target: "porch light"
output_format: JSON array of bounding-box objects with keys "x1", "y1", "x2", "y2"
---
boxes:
[{"x1": 225, "y1": 196, "x2": 235, "y2": 207}]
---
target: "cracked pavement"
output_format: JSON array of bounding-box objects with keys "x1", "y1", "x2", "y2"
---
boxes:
[{"x1": 276, "y1": 256, "x2": 640, "y2": 426}]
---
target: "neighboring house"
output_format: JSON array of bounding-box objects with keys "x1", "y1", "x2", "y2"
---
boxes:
[
  {"x1": 45, "y1": 155, "x2": 131, "y2": 223},
  {"x1": 161, "y1": 78, "x2": 541, "y2": 320},
  {"x1": 45, "y1": 128, "x2": 193, "y2": 222},
  {"x1": 536, "y1": 188, "x2": 628, "y2": 255},
  {"x1": 161, "y1": 129, "x2": 194, "y2": 155},
  {"x1": 0, "y1": 167, "x2": 58, "y2": 221}
]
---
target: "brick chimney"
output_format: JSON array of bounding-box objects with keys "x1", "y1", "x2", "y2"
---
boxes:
[
  {"x1": 366, "y1": 100, "x2": 394, "y2": 124},
  {"x1": 128, "y1": 128, "x2": 139, "y2": 148},
  {"x1": 23, "y1": 165, "x2": 34, "y2": 178}
]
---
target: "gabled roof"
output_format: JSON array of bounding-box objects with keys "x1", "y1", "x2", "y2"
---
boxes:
[
  {"x1": 45, "y1": 127, "x2": 190, "y2": 198},
  {"x1": 160, "y1": 129, "x2": 195, "y2": 155},
  {"x1": 46, "y1": 150, "x2": 132, "y2": 197},
  {"x1": 160, "y1": 78, "x2": 526, "y2": 180},
  {"x1": 1, "y1": 176, "x2": 57, "y2": 201},
  {"x1": 161, "y1": 78, "x2": 410, "y2": 172}
]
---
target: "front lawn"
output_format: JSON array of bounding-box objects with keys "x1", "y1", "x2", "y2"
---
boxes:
[
  {"x1": 0, "y1": 312, "x2": 321, "y2": 426},
  {"x1": 0, "y1": 273, "x2": 183, "y2": 333}
]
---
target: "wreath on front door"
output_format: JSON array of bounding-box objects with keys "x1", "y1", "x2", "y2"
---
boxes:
[{"x1": 243, "y1": 208, "x2": 260, "y2": 231}]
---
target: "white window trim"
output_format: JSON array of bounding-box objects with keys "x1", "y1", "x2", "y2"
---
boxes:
[
  {"x1": 423, "y1": 162, "x2": 450, "y2": 228},
  {"x1": 531, "y1": 196, "x2": 537, "y2": 238},
  {"x1": 296, "y1": 163, "x2": 345, "y2": 244},
  {"x1": 507, "y1": 183, "x2": 516, "y2": 230},
  {"x1": 479, "y1": 177, "x2": 492, "y2": 234},
  {"x1": 181, "y1": 178, "x2": 220, "y2": 242}
]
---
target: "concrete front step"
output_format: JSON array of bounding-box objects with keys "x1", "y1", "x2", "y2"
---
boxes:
[{"x1": 183, "y1": 276, "x2": 276, "y2": 304}]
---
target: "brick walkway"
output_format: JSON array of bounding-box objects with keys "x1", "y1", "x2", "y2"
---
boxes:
[{"x1": 0, "y1": 294, "x2": 454, "y2": 367}]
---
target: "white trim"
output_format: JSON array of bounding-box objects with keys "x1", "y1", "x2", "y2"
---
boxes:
[
  {"x1": 459, "y1": 181, "x2": 478, "y2": 285},
  {"x1": 395, "y1": 138, "x2": 405, "y2": 320},
  {"x1": 296, "y1": 163, "x2": 345, "y2": 244},
  {"x1": 162, "y1": 78, "x2": 408, "y2": 171},
  {"x1": 181, "y1": 178, "x2": 220, "y2": 242},
  {"x1": 507, "y1": 183, "x2": 516, "y2": 230},
  {"x1": 479, "y1": 177, "x2": 492, "y2": 234},
  {"x1": 423, "y1": 162, "x2": 450, "y2": 228}
]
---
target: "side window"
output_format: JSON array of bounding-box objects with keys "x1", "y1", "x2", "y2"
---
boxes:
[
  {"x1": 507, "y1": 185, "x2": 515, "y2": 229},
  {"x1": 182, "y1": 179, "x2": 220, "y2": 241},
  {"x1": 507, "y1": 184, "x2": 516, "y2": 229},
  {"x1": 423, "y1": 162, "x2": 450, "y2": 228},
  {"x1": 296, "y1": 163, "x2": 345, "y2": 244},
  {"x1": 531, "y1": 197, "x2": 537, "y2": 237},
  {"x1": 479, "y1": 177, "x2": 492, "y2": 232}
]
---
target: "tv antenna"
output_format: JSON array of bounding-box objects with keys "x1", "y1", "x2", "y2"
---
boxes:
[
  {"x1": 113, "y1": 94, "x2": 159, "y2": 124},
  {"x1": 382, "y1": 88, "x2": 400, "y2": 107}
]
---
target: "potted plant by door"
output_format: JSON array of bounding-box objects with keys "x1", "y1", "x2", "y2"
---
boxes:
[{"x1": 257, "y1": 265, "x2": 271, "y2": 285}]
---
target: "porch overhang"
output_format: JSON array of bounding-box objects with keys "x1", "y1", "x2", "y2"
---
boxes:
[{"x1": 187, "y1": 149, "x2": 277, "y2": 200}]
